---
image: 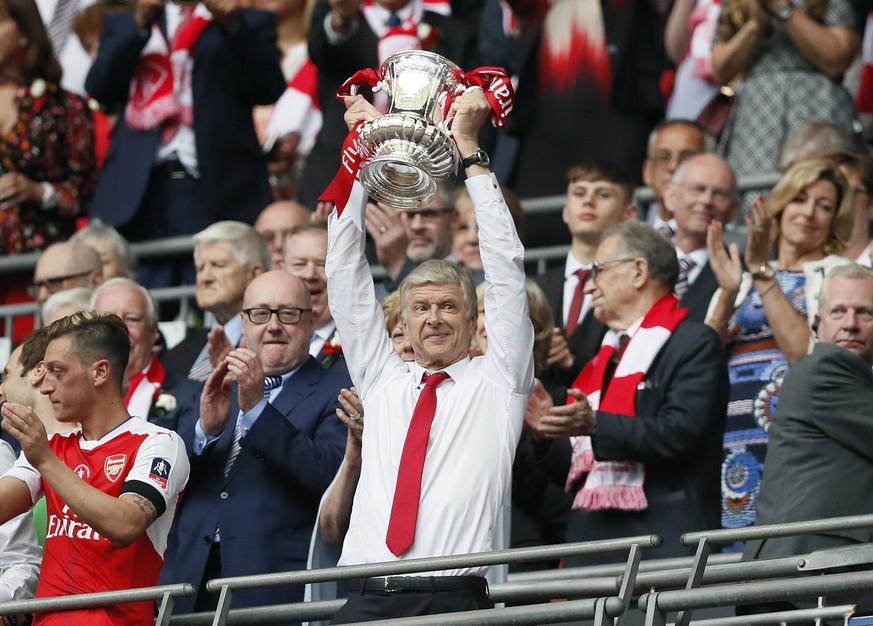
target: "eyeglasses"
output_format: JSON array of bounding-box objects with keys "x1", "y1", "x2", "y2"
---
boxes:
[
  {"x1": 243, "y1": 307, "x2": 312, "y2": 325},
  {"x1": 650, "y1": 150, "x2": 699, "y2": 167},
  {"x1": 402, "y1": 208, "x2": 454, "y2": 222},
  {"x1": 27, "y1": 269, "x2": 98, "y2": 297},
  {"x1": 590, "y1": 258, "x2": 637, "y2": 282}
]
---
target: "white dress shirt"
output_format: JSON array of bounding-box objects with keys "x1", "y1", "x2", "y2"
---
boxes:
[
  {"x1": 326, "y1": 174, "x2": 535, "y2": 575},
  {"x1": 0, "y1": 441, "x2": 41, "y2": 602},
  {"x1": 309, "y1": 321, "x2": 337, "y2": 358},
  {"x1": 676, "y1": 246, "x2": 708, "y2": 288}
]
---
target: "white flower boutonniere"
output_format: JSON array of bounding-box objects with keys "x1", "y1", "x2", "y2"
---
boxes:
[
  {"x1": 30, "y1": 79, "x2": 46, "y2": 99},
  {"x1": 153, "y1": 392, "x2": 177, "y2": 417}
]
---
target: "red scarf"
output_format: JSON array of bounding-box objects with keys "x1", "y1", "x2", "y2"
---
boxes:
[
  {"x1": 125, "y1": 5, "x2": 211, "y2": 141},
  {"x1": 565, "y1": 293, "x2": 687, "y2": 511},
  {"x1": 124, "y1": 354, "x2": 167, "y2": 407}
]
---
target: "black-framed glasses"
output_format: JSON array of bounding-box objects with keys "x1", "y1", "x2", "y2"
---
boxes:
[
  {"x1": 590, "y1": 258, "x2": 637, "y2": 282},
  {"x1": 402, "y1": 208, "x2": 454, "y2": 222},
  {"x1": 27, "y1": 269, "x2": 98, "y2": 297},
  {"x1": 242, "y1": 307, "x2": 312, "y2": 325}
]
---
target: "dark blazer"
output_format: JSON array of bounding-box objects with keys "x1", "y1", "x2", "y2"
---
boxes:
[
  {"x1": 161, "y1": 329, "x2": 209, "y2": 382},
  {"x1": 680, "y1": 260, "x2": 718, "y2": 323},
  {"x1": 85, "y1": 9, "x2": 285, "y2": 229},
  {"x1": 540, "y1": 319, "x2": 728, "y2": 565},
  {"x1": 745, "y1": 343, "x2": 873, "y2": 561},
  {"x1": 299, "y1": 0, "x2": 479, "y2": 207},
  {"x1": 159, "y1": 357, "x2": 350, "y2": 612},
  {"x1": 535, "y1": 266, "x2": 609, "y2": 385}
]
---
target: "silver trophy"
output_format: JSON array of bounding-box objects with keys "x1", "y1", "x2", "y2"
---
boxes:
[{"x1": 352, "y1": 51, "x2": 465, "y2": 210}]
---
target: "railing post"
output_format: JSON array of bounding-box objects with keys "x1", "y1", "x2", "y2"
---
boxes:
[
  {"x1": 674, "y1": 537, "x2": 712, "y2": 626},
  {"x1": 155, "y1": 591, "x2": 176, "y2": 626},
  {"x1": 615, "y1": 544, "x2": 642, "y2": 626},
  {"x1": 211, "y1": 586, "x2": 233, "y2": 626},
  {"x1": 643, "y1": 591, "x2": 667, "y2": 626}
]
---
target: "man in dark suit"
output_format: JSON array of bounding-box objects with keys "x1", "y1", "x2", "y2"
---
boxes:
[
  {"x1": 159, "y1": 270, "x2": 350, "y2": 614},
  {"x1": 299, "y1": 0, "x2": 478, "y2": 208},
  {"x1": 531, "y1": 221, "x2": 728, "y2": 565},
  {"x1": 744, "y1": 263, "x2": 873, "y2": 570},
  {"x1": 535, "y1": 160, "x2": 637, "y2": 383},
  {"x1": 664, "y1": 153, "x2": 738, "y2": 321},
  {"x1": 85, "y1": 0, "x2": 286, "y2": 289}
]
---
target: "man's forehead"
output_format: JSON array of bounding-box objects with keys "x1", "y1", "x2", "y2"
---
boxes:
[
  {"x1": 570, "y1": 179, "x2": 620, "y2": 191},
  {"x1": 408, "y1": 283, "x2": 465, "y2": 299},
  {"x1": 655, "y1": 124, "x2": 705, "y2": 150}
]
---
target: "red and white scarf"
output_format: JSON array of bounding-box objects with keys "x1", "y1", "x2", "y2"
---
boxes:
[
  {"x1": 125, "y1": 4, "x2": 211, "y2": 141},
  {"x1": 565, "y1": 293, "x2": 687, "y2": 511},
  {"x1": 124, "y1": 354, "x2": 168, "y2": 417}
]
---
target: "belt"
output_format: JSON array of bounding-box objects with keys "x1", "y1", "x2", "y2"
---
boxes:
[
  {"x1": 153, "y1": 159, "x2": 191, "y2": 179},
  {"x1": 361, "y1": 576, "x2": 488, "y2": 594}
]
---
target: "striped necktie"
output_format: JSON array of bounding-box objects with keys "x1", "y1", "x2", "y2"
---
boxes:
[
  {"x1": 47, "y1": 0, "x2": 80, "y2": 56},
  {"x1": 674, "y1": 257, "x2": 696, "y2": 298},
  {"x1": 223, "y1": 375, "x2": 283, "y2": 477}
]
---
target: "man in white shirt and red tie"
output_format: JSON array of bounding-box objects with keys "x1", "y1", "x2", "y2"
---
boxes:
[{"x1": 324, "y1": 89, "x2": 534, "y2": 621}]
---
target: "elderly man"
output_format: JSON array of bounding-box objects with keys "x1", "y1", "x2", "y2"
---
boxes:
[
  {"x1": 282, "y1": 221, "x2": 345, "y2": 370},
  {"x1": 30, "y1": 241, "x2": 103, "y2": 307},
  {"x1": 743, "y1": 264, "x2": 873, "y2": 613},
  {"x1": 0, "y1": 312, "x2": 189, "y2": 626},
  {"x1": 641, "y1": 120, "x2": 714, "y2": 238},
  {"x1": 531, "y1": 221, "x2": 727, "y2": 565},
  {"x1": 254, "y1": 200, "x2": 312, "y2": 269},
  {"x1": 162, "y1": 221, "x2": 270, "y2": 381},
  {"x1": 325, "y1": 90, "x2": 534, "y2": 621},
  {"x1": 159, "y1": 270, "x2": 349, "y2": 614},
  {"x1": 665, "y1": 153, "x2": 738, "y2": 320},
  {"x1": 91, "y1": 278, "x2": 183, "y2": 428}
]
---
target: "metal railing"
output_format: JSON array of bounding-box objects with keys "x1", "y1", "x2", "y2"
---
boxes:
[{"x1": 0, "y1": 583, "x2": 195, "y2": 626}]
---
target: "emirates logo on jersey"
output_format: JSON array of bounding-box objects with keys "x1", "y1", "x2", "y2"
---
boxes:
[{"x1": 104, "y1": 454, "x2": 128, "y2": 483}]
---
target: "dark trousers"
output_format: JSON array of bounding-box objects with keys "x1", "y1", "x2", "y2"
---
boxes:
[{"x1": 330, "y1": 577, "x2": 491, "y2": 624}]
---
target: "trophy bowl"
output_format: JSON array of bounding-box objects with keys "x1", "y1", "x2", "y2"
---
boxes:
[{"x1": 356, "y1": 51, "x2": 465, "y2": 210}]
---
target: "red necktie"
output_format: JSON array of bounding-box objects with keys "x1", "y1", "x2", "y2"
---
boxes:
[
  {"x1": 386, "y1": 371, "x2": 451, "y2": 556},
  {"x1": 565, "y1": 268, "x2": 591, "y2": 338}
]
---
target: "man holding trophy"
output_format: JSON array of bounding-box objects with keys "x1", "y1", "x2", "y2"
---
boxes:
[{"x1": 324, "y1": 59, "x2": 533, "y2": 619}]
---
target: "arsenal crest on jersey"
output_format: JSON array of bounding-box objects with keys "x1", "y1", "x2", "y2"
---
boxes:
[{"x1": 104, "y1": 454, "x2": 128, "y2": 483}]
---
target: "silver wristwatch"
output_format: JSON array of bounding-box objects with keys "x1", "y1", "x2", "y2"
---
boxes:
[{"x1": 772, "y1": 0, "x2": 794, "y2": 21}]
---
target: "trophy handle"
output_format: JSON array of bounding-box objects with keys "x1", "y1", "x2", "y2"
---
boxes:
[{"x1": 336, "y1": 68, "x2": 384, "y2": 101}]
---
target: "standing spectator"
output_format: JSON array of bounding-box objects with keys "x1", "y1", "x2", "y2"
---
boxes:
[
  {"x1": 159, "y1": 270, "x2": 349, "y2": 614},
  {"x1": 70, "y1": 218, "x2": 136, "y2": 280},
  {"x1": 529, "y1": 221, "x2": 727, "y2": 565},
  {"x1": 0, "y1": 312, "x2": 189, "y2": 626},
  {"x1": 707, "y1": 158, "x2": 854, "y2": 545},
  {"x1": 254, "y1": 200, "x2": 311, "y2": 269},
  {"x1": 743, "y1": 263, "x2": 873, "y2": 614},
  {"x1": 712, "y1": 0, "x2": 862, "y2": 199},
  {"x1": 300, "y1": 0, "x2": 477, "y2": 208},
  {"x1": 325, "y1": 90, "x2": 534, "y2": 621},
  {"x1": 507, "y1": 0, "x2": 670, "y2": 198},
  {"x1": 85, "y1": 0, "x2": 285, "y2": 289},
  {"x1": 824, "y1": 149, "x2": 873, "y2": 265}
]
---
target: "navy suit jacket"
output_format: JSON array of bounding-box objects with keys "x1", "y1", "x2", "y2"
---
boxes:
[
  {"x1": 159, "y1": 357, "x2": 350, "y2": 612},
  {"x1": 85, "y1": 9, "x2": 285, "y2": 229},
  {"x1": 679, "y1": 260, "x2": 718, "y2": 323},
  {"x1": 540, "y1": 319, "x2": 728, "y2": 565}
]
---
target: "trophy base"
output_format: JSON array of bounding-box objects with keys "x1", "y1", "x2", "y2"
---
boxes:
[{"x1": 357, "y1": 113, "x2": 458, "y2": 211}]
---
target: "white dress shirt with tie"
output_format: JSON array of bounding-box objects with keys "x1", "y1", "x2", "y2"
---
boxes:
[{"x1": 326, "y1": 174, "x2": 535, "y2": 575}]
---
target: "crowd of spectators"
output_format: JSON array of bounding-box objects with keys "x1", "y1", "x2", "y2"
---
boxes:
[{"x1": 3, "y1": 0, "x2": 873, "y2": 622}]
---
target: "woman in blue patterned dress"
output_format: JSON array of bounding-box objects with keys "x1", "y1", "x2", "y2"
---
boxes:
[{"x1": 705, "y1": 158, "x2": 853, "y2": 548}]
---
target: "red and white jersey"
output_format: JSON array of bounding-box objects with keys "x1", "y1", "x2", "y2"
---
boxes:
[{"x1": 7, "y1": 417, "x2": 189, "y2": 626}]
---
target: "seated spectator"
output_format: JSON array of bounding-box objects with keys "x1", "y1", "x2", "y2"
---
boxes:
[
  {"x1": 529, "y1": 221, "x2": 728, "y2": 565},
  {"x1": 282, "y1": 221, "x2": 346, "y2": 371},
  {"x1": 42, "y1": 286, "x2": 92, "y2": 326},
  {"x1": 742, "y1": 263, "x2": 873, "y2": 615},
  {"x1": 707, "y1": 158, "x2": 854, "y2": 544},
  {"x1": 162, "y1": 222, "x2": 270, "y2": 382},
  {"x1": 0, "y1": 312, "x2": 189, "y2": 626},
  {"x1": 91, "y1": 278, "x2": 183, "y2": 429},
  {"x1": 159, "y1": 271, "x2": 348, "y2": 614},
  {"x1": 254, "y1": 200, "x2": 311, "y2": 269},
  {"x1": 452, "y1": 184, "x2": 525, "y2": 284},
  {"x1": 776, "y1": 121, "x2": 856, "y2": 173},
  {"x1": 85, "y1": 0, "x2": 285, "y2": 290},
  {"x1": 822, "y1": 149, "x2": 873, "y2": 266},
  {"x1": 70, "y1": 218, "x2": 136, "y2": 280},
  {"x1": 29, "y1": 241, "x2": 103, "y2": 308}
]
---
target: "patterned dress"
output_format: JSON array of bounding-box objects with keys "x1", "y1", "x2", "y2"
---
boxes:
[
  {"x1": 721, "y1": 270, "x2": 806, "y2": 550},
  {"x1": 0, "y1": 81, "x2": 95, "y2": 254},
  {"x1": 718, "y1": 0, "x2": 860, "y2": 195}
]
